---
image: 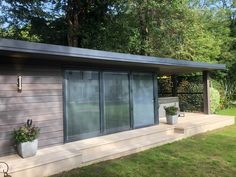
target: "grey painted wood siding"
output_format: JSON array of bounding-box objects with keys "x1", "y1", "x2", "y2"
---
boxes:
[{"x1": 0, "y1": 64, "x2": 63, "y2": 156}]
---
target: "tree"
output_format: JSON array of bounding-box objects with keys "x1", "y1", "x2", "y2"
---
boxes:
[
  {"x1": 0, "y1": 0, "x2": 235, "y2": 64},
  {"x1": 1, "y1": 0, "x2": 119, "y2": 47},
  {"x1": 0, "y1": 0, "x2": 67, "y2": 44}
]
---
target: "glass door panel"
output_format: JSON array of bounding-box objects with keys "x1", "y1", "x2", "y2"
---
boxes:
[
  {"x1": 103, "y1": 72, "x2": 130, "y2": 133},
  {"x1": 133, "y1": 73, "x2": 154, "y2": 128},
  {"x1": 65, "y1": 70, "x2": 100, "y2": 140}
]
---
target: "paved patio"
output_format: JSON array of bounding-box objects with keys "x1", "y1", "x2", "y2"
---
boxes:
[{"x1": 0, "y1": 113, "x2": 234, "y2": 177}]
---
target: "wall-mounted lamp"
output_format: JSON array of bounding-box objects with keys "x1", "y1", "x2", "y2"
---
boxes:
[{"x1": 17, "y1": 76, "x2": 22, "y2": 92}]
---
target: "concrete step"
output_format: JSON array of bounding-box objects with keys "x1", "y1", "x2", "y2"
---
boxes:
[
  {"x1": 7, "y1": 147, "x2": 82, "y2": 177},
  {"x1": 5, "y1": 125, "x2": 177, "y2": 177},
  {"x1": 64, "y1": 124, "x2": 175, "y2": 152},
  {"x1": 175, "y1": 116, "x2": 234, "y2": 136},
  {"x1": 81, "y1": 132, "x2": 185, "y2": 166}
]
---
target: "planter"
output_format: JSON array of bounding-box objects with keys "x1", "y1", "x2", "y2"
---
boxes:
[
  {"x1": 17, "y1": 139, "x2": 38, "y2": 158},
  {"x1": 166, "y1": 115, "x2": 178, "y2": 125}
]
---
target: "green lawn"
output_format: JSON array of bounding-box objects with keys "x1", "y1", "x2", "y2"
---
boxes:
[
  {"x1": 217, "y1": 107, "x2": 236, "y2": 120},
  {"x1": 52, "y1": 108, "x2": 236, "y2": 177}
]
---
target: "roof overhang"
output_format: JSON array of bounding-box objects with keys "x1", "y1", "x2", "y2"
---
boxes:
[{"x1": 0, "y1": 38, "x2": 226, "y2": 74}]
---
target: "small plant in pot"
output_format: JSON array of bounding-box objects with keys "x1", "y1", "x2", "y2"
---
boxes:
[
  {"x1": 164, "y1": 106, "x2": 179, "y2": 125},
  {"x1": 13, "y1": 119, "x2": 40, "y2": 158}
]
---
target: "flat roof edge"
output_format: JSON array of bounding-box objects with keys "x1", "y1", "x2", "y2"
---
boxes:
[{"x1": 0, "y1": 38, "x2": 226, "y2": 70}]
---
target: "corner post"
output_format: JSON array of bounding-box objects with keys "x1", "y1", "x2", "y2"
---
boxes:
[
  {"x1": 154, "y1": 73, "x2": 159, "y2": 124},
  {"x1": 171, "y1": 75, "x2": 177, "y2": 97},
  {"x1": 203, "y1": 71, "x2": 211, "y2": 114}
]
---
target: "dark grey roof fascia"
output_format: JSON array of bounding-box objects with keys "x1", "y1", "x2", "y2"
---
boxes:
[{"x1": 0, "y1": 38, "x2": 226, "y2": 70}]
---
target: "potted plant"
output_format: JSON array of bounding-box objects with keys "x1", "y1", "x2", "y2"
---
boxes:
[
  {"x1": 13, "y1": 119, "x2": 40, "y2": 158},
  {"x1": 164, "y1": 106, "x2": 179, "y2": 125}
]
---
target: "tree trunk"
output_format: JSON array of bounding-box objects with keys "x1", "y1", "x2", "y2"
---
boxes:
[
  {"x1": 66, "y1": 0, "x2": 79, "y2": 47},
  {"x1": 138, "y1": 0, "x2": 148, "y2": 55}
]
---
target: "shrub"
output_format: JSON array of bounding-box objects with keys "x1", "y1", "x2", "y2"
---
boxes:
[
  {"x1": 13, "y1": 120, "x2": 40, "y2": 143},
  {"x1": 220, "y1": 80, "x2": 236, "y2": 108},
  {"x1": 211, "y1": 79, "x2": 236, "y2": 109},
  {"x1": 164, "y1": 106, "x2": 178, "y2": 116},
  {"x1": 210, "y1": 87, "x2": 220, "y2": 113}
]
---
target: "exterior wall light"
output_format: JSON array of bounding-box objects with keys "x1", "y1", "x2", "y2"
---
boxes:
[{"x1": 17, "y1": 76, "x2": 22, "y2": 92}]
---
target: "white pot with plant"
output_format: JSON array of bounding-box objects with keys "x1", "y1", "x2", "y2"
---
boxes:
[
  {"x1": 13, "y1": 119, "x2": 40, "y2": 158},
  {"x1": 164, "y1": 106, "x2": 179, "y2": 125}
]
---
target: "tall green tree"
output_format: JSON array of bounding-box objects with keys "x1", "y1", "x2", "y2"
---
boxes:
[
  {"x1": 1, "y1": 0, "x2": 119, "y2": 47},
  {"x1": 0, "y1": 0, "x2": 235, "y2": 64}
]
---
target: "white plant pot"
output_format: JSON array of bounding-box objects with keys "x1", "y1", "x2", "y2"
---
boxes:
[
  {"x1": 166, "y1": 115, "x2": 178, "y2": 125},
  {"x1": 17, "y1": 139, "x2": 38, "y2": 158}
]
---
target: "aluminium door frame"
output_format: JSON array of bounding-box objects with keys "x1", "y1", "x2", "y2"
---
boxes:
[
  {"x1": 131, "y1": 72, "x2": 158, "y2": 129},
  {"x1": 63, "y1": 67, "x2": 159, "y2": 143},
  {"x1": 63, "y1": 69, "x2": 102, "y2": 143}
]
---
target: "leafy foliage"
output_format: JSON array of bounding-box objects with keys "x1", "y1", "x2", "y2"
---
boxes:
[
  {"x1": 210, "y1": 87, "x2": 220, "y2": 113},
  {"x1": 220, "y1": 79, "x2": 236, "y2": 108},
  {"x1": 164, "y1": 106, "x2": 178, "y2": 116},
  {"x1": 177, "y1": 77, "x2": 204, "y2": 112},
  {"x1": 158, "y1": 75, "x2": 204, "y2": 112},
  {"x1": 13, "y1": 121, "x2": 40, "y2": 143}
]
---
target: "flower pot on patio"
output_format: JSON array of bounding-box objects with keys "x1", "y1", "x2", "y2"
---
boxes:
[
  {"x1": 166, "y1": 115, "x2": 178, "y2": 125},
  {"x1": 13, "y1": 119, "x2": 40, "y2": 158},
  {"x1": 164, "y1": 106, "x2": 178, "y2": 125},
  {"x1": 17, "y1": 139, "x2": 38, "y2": 158}
]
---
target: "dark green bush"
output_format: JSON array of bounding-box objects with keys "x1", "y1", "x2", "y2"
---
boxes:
[
  {"x1": 158, "y1": 75, "x2": 204, "y2": 112},
  {"x1": 177, "y1": 80, "x2": 203, "y2": 112},
  {"x1": 13, "y1": 121, "x2": 40, "y2": 143},
  {"x1": 164, "y1": 106, "x2": 178, "y2": 116}
]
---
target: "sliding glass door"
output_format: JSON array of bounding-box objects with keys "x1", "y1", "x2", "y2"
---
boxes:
[
  {"x1": 65, "y1": 70, "x2": 156, "y2": 141},
  {"x1": 103, "y1": 72, "x2": 130, "y2": 133},
  {"x1": 132, "y1": 73, "x2": 154, "y2": 128},
  {"x1": 65, "y1": 70, "x2": 100, "y2": 141}
]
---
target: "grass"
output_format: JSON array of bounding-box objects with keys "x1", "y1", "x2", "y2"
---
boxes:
[
  {"x1": 52, "y1": 108, "x2": 236, "y2": 177},
  {"x1": 217, "y1": 107, "x2": 236, "y2": 120}
]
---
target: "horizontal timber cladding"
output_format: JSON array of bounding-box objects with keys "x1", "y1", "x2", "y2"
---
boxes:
[
  {"x1": 0, "y1": 101, "x2": 62, "y2": 112},
  {"x1": 0, "y1": 63, "x2": 64, "y2": 156},
  {"x1": 0, "y1": 84, "x2": 62, "y2": 91},
  {"x1": 0, "y1": 75, "x2": 63, "y2": 84},
  {"x1": 0, "y1": 90, "x2": 62, "y2": 98}
]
